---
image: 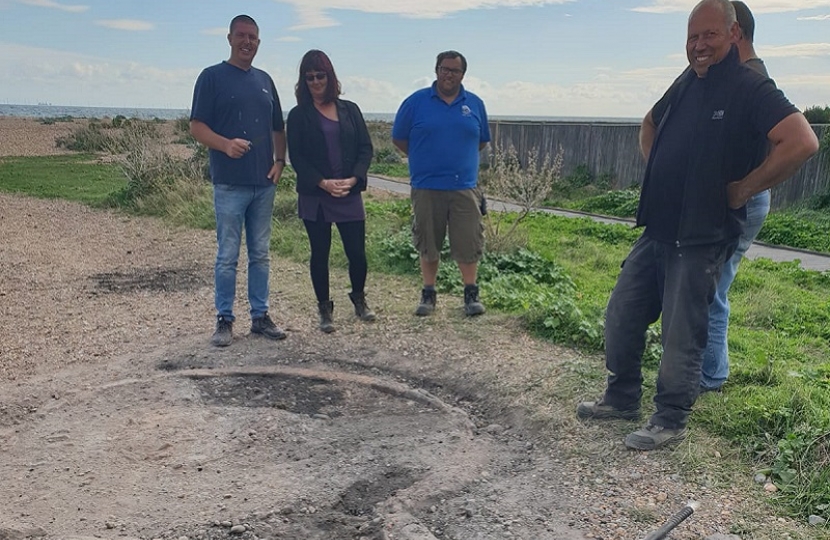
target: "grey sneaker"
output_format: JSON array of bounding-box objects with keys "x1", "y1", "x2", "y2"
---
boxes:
[
  {"x1": 211, "y1": 316, "x2": 233, "y2": 347},
  {"x1": 625, "y1": 423, "x2": 688, "y2": 451},
  {"x1": 251, "y1": 312, "x2": 287, "y2": 340},
  {"x1": 415, "y1": 288, "x2": 436, "y2": 316},
  {"x1": 463, "y1": 284, "x2": 485, "y2": 316},
  {"x1": 576, "y1": 399, "x2": 641, "y2": 421}
]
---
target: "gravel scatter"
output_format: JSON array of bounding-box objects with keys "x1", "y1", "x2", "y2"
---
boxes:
[{"x1": 0, "y1": 116, "x2": 821, "y2": 540}]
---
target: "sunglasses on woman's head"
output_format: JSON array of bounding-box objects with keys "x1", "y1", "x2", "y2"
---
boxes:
[{"x1": 305, "y1": 73, "x2": 327, "y2": 82}]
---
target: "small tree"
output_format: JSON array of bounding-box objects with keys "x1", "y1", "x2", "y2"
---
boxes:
[{"x1": 479, "y1": 143, "x2": 564, "y2": 253}]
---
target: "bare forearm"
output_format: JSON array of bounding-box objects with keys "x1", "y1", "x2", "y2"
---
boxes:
[
  {"x1": 190, "y1": 119, "x2": 252, "y2": 159},
  {"x1": 392, "y1": 139, "x2": 408, "y2": 156},
  {"x1": 728, "y1": 113, "x2": 819, "y2": 208},
  {"x1": 190, "y1": 120, "x2": 228, "y2": 153},
  {"x1": 272, "y1": 130, "x2": 286, "y2": 161},
  {"x1": 639, "y1": 110, "x2": 656, "y2": 162}
]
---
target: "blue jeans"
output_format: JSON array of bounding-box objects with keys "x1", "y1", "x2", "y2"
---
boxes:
[
  {"x1": 701, "y1": 190, "x2": 771, "y2": 390},
  {"x1": 213, "y1": 183, "x2": 276, "y2": 321},
  {"x1": 603, "y1": 235, "x2": 732, "y2": 429}
]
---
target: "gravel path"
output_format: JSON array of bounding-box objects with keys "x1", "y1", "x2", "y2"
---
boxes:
[{"x1": 0, "y1": 116, "x2": 819, "y2": 540}]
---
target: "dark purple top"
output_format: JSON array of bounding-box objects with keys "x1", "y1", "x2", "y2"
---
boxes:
[{"x1": 297, "y1": 110, "x2": 365, "y2": 223}]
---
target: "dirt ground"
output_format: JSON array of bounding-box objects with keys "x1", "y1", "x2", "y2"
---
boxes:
[{"x1": 0, "y1": 117, "x2": 812, "y2": 540}]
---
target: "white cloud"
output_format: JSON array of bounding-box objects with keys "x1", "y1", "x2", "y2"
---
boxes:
[
  {"x1": 276, "y1": 0, "x2": 574, "y2": 30},
  {"x1": 288, "y1": 5, "x2": 339, "y2": 30},
  {"x1": 340, "y1": 76, "x2": 402, "y2": 111},
  {"x1": 459, "y1": 66, "x2": 682, "y2": 118},
  {"x1": 759, "y1": 43, "x2": 830, "y2": 57},
  {"x1": 202, "y1": 27, "x2": 228, "y2": 36},
  {"x1": 17, "y1": 0, "x2": 88, "y2": 12},
  {"x1": 797, "y1": 14, "x2": 830, "y2": 20},
  {"x1": 0, "y1": 42, "x2": 197, "y2": 108},
  {"x1": 94, "y1": 19, "x2": 154, "y2": 31},
  {"x1": 632, "y1": 1, "x2": 830, "y2": 14}
]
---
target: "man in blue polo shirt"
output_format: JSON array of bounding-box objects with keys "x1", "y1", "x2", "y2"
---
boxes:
[
  {"x1": 190, "y1": 14, "x2": 288, "y2": 347},
  {"x1": 577, "y1": 0, "x2": 818, "y2": 450},
  {"x1": 392, "y1": 50, "x2": 491, "y2": 317}
]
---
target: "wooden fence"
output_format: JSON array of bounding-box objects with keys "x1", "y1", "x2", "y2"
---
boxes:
[{"x1": 488, "y1": 120, "x2": 829, "y2": 210}]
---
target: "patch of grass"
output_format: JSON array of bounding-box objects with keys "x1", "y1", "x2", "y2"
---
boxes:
[
  {"x1": 369, "y1": 161, "x2": 409, "y2": 178},
  {"x1": 0, "y1": 154, "x2": 124, "y2": 205},
  {"x1": 758, "y1": 210, "x2": 830, "y2": 254}
]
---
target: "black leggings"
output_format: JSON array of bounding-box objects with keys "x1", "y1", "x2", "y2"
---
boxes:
[{"x1": 303, "y1": 216, "x2": 367, "y2": 303}]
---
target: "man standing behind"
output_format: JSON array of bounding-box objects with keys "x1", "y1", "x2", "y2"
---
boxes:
[
  {"x1": 392, "y1": 50, "x2": 490, "y2": 317},
  {"x1": 190, "y1": 14, "x2": 288, "y2": 347},
  {"x1": 577, "y1": 0, "x2": 818, "y2": 450},
  {"x1": 701, "y1": 0, "x2": 772, "y2": 392}
]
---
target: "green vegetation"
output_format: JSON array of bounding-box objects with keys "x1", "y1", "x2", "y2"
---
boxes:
[
  {"x1": 366, "y1": 121, "x2": 409, "y2": 178},
  {"x1": 0, "y1": 154, "x2": 124, "y2": 205},
  {"x1": 804, "y1": 105, "x2": 830, "y2": 124},
  {"x1": 56, "y1": 118, "x2": 161, "y2": 153},
  {"x1": 39, "y1": 115, "x2": 75, "y2": 125},
  {"x1": 3, "y1": 120, "x2": 830, "y2": 525}
]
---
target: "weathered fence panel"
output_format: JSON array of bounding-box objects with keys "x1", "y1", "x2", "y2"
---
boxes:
[{"x1": 488, "y1": 121, "x2": 829, "y2": 210}]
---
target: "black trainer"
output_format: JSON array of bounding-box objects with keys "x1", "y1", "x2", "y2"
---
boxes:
[
  {"x1": 250, "y1": 312, "x2": 287, "y2": 340},
  {"x1": 576, "y1": 399, "x2": 641, "y2": 421},
  {"x1": 211, "y1": 316, "x2": 233, "y2": 347},
  {"x1": 625, "y1": 423, "x2": 688, "y2": 451}
]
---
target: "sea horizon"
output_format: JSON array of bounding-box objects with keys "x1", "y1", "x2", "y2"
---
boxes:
[{"x1": 0, "y1": 103, "x2": 640, "y2": 125}]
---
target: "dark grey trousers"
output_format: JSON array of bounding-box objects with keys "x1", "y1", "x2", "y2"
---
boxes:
[{"x1": 602, "y1": 234, "x2": 734, "y2": 429}]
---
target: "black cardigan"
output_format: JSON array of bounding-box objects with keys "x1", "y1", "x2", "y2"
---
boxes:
[{"x1": 286, "y1": 99, "x2": 373, "y2": 196}]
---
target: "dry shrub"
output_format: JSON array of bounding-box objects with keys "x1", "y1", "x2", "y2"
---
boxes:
[{"x1": 480, "y1": 143, "x2": 564, "y2": 253}]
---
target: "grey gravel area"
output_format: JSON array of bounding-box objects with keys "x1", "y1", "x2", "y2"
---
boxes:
[{"x1": 0, "y1": 117, "x2": 825, "y2": 540}]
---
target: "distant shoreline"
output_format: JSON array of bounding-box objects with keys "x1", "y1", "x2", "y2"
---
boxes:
[{"x1": 0, "y1": 103, "x2": 640, "y2": 125}]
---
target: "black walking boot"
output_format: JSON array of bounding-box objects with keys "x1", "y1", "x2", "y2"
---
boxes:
[
  {"x1": 415, "y1": 288, "x2": 437, "y2": 316},
  {"x1": 463, "y1": 284, "x2": 486, "y2": 316},
  {"x1": 318, "y1": 300, "x2": 335, "y2": 333},
  {"x1": 349, "y1": 291, "x2": 376, "y2": 322}
]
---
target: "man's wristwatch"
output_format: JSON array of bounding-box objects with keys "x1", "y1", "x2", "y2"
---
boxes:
[{"x1": 275, "y1": 158, "x2": 286, "y2": 164}]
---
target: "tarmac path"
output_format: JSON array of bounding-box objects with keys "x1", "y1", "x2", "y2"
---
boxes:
[{"x1": 368, "y1": 175, "x2": 830, "y2": 272}]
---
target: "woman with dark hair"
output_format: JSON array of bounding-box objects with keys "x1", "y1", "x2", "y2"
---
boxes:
[{"x1": 287, "y1": 49, "x2": 375, "y2": 333}]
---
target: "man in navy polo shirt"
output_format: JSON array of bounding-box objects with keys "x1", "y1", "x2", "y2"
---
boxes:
[
  {"x1": 190, "y1": 14, "x2": 288, "y2": 347},
  {"x1": 577, "y1": 0, "x2": 818, "y2": 450},
  {"x1": 392, "y1": 50, "x2": 491, "y2": 317}
]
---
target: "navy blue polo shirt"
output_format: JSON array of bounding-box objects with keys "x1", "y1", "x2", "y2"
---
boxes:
[
  {"x1": 392, "y1": 83, "x2": 490, "y2": 190},
  {"x1": 190, "y1": 61, "x2": 284, "y2": 186}
]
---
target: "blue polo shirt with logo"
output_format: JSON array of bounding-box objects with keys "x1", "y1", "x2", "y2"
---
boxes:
[
  {"x1": 190, "y1": 61, "x2": 284, "y2": 186},
  {"x1": 392, "y1": 83, "x2": 490, "y2": 190}
]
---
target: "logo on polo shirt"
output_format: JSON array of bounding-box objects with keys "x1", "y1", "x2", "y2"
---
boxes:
[
  {"x1": 711, "y1": 110, "x2": 725, "y2": 120},
  {"x1": 461, "y1": 105, "x2": 472, "y2": 117}
]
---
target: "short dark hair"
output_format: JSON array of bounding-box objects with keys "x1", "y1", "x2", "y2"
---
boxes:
[
  {"x1": 435, "y1": 50, "x2": 467, "y2": 74},
  {"x1": 732, "y1": 1, "x2": 755, "y2": 42},
  {"x1": 229, "y1": 14, "x2": 258, "y2": 34},
  {"x1": 295, "y1": 49, "x2": 342, "y2": 106}
]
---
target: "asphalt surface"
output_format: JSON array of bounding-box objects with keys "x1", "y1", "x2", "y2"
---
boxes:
[{"x1": 367, "y1": 175, "x2": 830, "y2": 272}]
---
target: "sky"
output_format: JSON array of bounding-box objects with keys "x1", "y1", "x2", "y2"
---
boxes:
[{"x1": 0, "y1": 0, "x2": 828, "y2": 119}]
